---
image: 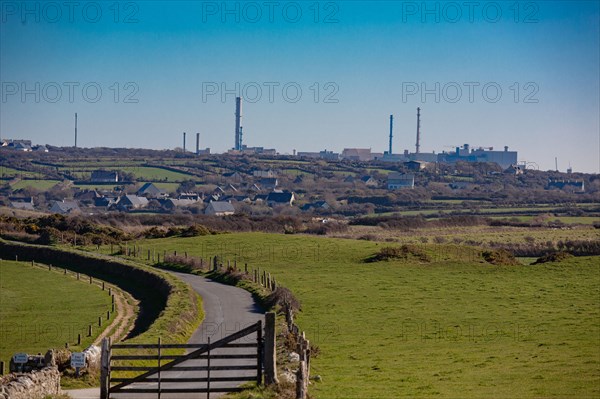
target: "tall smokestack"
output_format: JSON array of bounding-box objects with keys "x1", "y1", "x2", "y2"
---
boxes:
[
  {"x1": 196, "y1": 133, "x2": 200, "y2": 155},
  {"x1": 415, "y1": 107, "x2": 421, "y2": 154},
  {"x1": 235, "y1": 97, "x2": 242, "y2": 150},
  {"x1": 183, "y1": 132, "x2": 186, "y2": 152},
  {"x1": 74, "y1": 113, "x2": 78, "y2": 148},
  {"x1": 388, "y1": 114, "x2": 393, "y2": 155}
]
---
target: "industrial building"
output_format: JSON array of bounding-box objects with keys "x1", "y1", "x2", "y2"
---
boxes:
[
  {"x1": 438, "y1": 144, "x2": 518, "y2": 169},
  {"x1": 378, "y1": 108, "x2": 518, "y2": 169}
]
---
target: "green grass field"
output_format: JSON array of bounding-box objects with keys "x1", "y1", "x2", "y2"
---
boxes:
[
  {"x1": 129, "y1": 233, "x2": 600, "y2": 398},
  {"x1": 10, "y1": 179, "x2": 61, "y2": 191},
  {"x1": 0, "y1": 260, "x2": 113, "y2": 365},
  {"x1": 60, "y1": 166, "x2": 194, "y2": 182},
  {"x1": 0, "y1": 167, "x2": 40, "y2": 178}
]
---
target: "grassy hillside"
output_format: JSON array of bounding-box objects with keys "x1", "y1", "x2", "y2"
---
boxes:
[
  {"x1": 131, "y1": 233, "x2": 600, "y2": 398},
  {"x1": 0, "y1": 260, "x2": 112, "y2": 364}
]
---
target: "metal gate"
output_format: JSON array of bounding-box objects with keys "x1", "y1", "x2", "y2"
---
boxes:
[{"x1": 101, "y1": 321, "x2": 263, "y2": 398}]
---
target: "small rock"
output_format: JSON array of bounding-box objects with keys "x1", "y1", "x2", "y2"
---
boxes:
[
  {"x1": 280, "y1": 370, "x2": 297, "y2": 384},
  {"x1": 288, "y1": 352, "x2": 300, "y2": 362}
]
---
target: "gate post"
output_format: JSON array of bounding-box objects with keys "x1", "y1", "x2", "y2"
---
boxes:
[
  {"x1": 264, "y1": 312, "x2": 279, "y2": 385},
  {"x1": 100, "y1": 338, "x2": 110, "y2": 399},
  {"x1": 256, "y1": 320, "x2": 263, "y2": 386}
]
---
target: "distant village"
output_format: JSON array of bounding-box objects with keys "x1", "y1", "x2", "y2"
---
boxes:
[{"x1": 0, "y1": 112, "x2": 589, "y2": 218}]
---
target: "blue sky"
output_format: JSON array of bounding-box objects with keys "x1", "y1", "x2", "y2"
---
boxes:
[{"x1": 1, "y1": 1, "x2": 599, "y2": 172}]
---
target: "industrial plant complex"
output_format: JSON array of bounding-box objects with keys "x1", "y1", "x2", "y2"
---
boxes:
[
  {"x1": 0, "y1": 96, "x2": 552, "y2": 174},
  {"x1": 223, "y1": 98, "x2": 519, "y2": 170}
]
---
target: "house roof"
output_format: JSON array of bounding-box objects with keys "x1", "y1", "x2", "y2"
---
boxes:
[
  {"x1": 207, "y1": 201, "x2": 235, "y2": 213},
  {"x1": 165, "y1": 198, "x2": 197, "y2": 208},
  {"x1": 360, "y1": 175, "x2": 374, "y2": 182},
  {"x1": 301, "y1": 200, "x2": 329, "y2": 211},
  {"x1": 51, "y1": 200, "x2": 80, "y2": 214},
  {"x1": 137, "y1": 182, "x2": 165, "y2": 195},
  {"x1": 267, "y1": 191, "x2": 294, "y2": 203},
  {"x1": 388, "y1": 172, "x2": 415, "y2": 180},
  {"x1": 75, "y1": 190, "x2": 101, "y2": 200},
  {"x1": 121, "y1": 195, "x2": 149, "y2": 207},
  {"x1": 91, "y1": 170, "x2": 118, "y2": 181},
  {"x1": 259, "y1": 177, "x2": 278, "y2": 185},
  {"x1": 11, "y1": 202, "x2": 35, "y2": 211}
]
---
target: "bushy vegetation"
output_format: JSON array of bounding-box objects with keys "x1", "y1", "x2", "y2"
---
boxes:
[
  {"x1": 532, "y1": 251, "x2": 574, "y2": 264},
  {"x1": 481, "y1": 249, "x2": 520, "y2": 265},
  {"x1": 365, "y1": 245, "x2": 431, "y2": 263}
]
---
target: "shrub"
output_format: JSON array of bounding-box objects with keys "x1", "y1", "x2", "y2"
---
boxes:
[
  {"x1": 181, "y1": 224, "x2": 211, "y2": 237},
  {"x1": 481, "y1": 249, "x2": 520, "y2": 266},
  {"x1": 366, "y1": 245, "x2": 431, "y2": 263},
  {"x1": 532, "y1": 251, "x2": 574, "y2": 265},
  {"x1": 265, "y1": 287, "x2": 301, "y2": 313}
]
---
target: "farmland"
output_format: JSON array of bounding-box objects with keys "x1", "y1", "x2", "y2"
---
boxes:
[
  {"x1": 0, "y1": 260, "x2": 113, "y2": 366},
  {"x1": 59, "y1": 165, "x2": 195, "y2": 182},
  {"x1": 122, "y1": 232, "x2": 600, "y2": 398}
]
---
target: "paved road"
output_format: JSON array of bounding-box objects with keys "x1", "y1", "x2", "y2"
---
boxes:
[{"x1": 67, "y1": 272, "x2": 264, "y2": 399}]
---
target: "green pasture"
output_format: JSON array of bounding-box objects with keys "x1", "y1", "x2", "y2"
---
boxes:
[
  {"x1": 126, "y1": 233, "x2": 599, "y2": 398},
  {"x1": 10, "y1": 179, "x2": 61, "y2": 191},
  {"x1": 0, "y1": 260, "x2": 113, "y2": 366}
]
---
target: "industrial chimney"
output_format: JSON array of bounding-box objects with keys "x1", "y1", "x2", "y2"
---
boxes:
[
  {"x1": 74, "y1": 113, "x2": 78, "y2": 148},
  {"x1": 196, "y1": 133, "x2": 200, "y2": 155},
  {"x1": 183, "y1": 132, "x2": 186, "y2": 152},
  {"x1": 415, "y1": 107, "x2": 421, "y2": 154},
  {"x1": 388, "y1": 115, "x2": 393, "y2": 155},
  {"x1": 234, "y1": 97, "x2": 243, "y2": 150}
]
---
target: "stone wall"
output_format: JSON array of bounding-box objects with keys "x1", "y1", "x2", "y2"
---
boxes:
[{"x1": 0, "y1": 366, "x2": 60, "y2": 399}]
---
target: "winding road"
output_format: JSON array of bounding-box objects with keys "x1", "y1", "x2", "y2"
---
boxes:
[{"x1": 67, "y1": 271, "x2": 264, "y2": 399}]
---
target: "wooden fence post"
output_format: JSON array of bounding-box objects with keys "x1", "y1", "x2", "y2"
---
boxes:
[
  {"x1": 264, "y1": 312, "x2": 279, "y2": 385},
  {"x1": 100, "y1": 338, "x2": 109, "y2": 399},
  {"x1": 296, "y1": 360, "x2": 307, "y2": 399}
]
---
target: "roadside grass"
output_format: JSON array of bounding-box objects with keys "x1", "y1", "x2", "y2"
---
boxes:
[
  {"x1": 129, "y1": 233, "x2": 600, "y2": 398},
  {"x1": 0, "y1": 260, "x2": 112, "y2": 368}
]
